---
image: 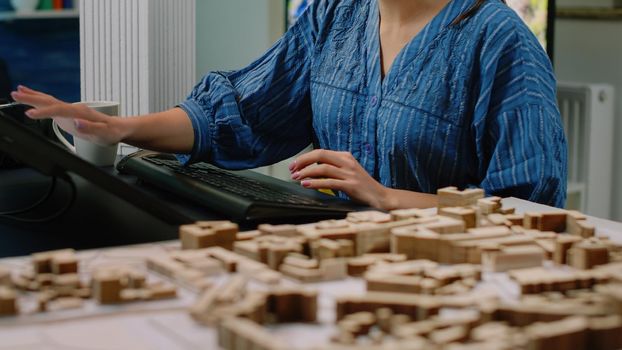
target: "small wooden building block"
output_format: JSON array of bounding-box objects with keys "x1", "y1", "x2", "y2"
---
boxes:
[
  {"x1": 482, "y1": 246, "x2": 545, "y2": 272},
  {"x1": 50, "y1": 253, "x2": 79, "y2": 275},
  {"x1": 31, "y1": 249, "x2": 75, "y2": 274},
  {"x1": 347, "y1": 256, "x2": 377, "y2": 276},
  {"x1": 0, "y1": 286, "x2": 18, "y2": 316},
  {"x1": 0, "y1": 266, "x2": 11, "y2": 286},
  {"x1": 92, "y1": 271, "x2": 123, "y2": 304},
  {"x1": 477, "y1": 197, "x2": 502, "y2": 214},
  {"x1": 335, "y1": 292, "x2": 441, "y2": 322},
  {"x1": 567, "y1": 241, "x2": 609, "y2": 270},
  {"x1": 439, "y1": 207, "x2": 476, "y2": 229},
  {"x1": 588, "y1": 315, "x2": 622, "y2": 350},
  {"x1": 567, "y1": 211, "x2": 595, "y2": 238},
  {"x1": 236, "y1": 230, "x2": 261, "y2": 241},
  {"x1": 347, "y1": 211, "x2": 392, "y2": 224},
  {"x1": 258, "y1": 224, "x2": 299, "y2": 237},
  {"x1": 553, "y1": 235, "x2": 583, "y2": 265},
  {"x1": 437, "y1": 187, "x2": 485, "y2": 208},
  {"x1": 390, "y1": 208, "x2": 435, "y2": 221},
  {"x1": 268, "y1": 287, "x2": 318, "y2": 323},
  {"x1": 180, "y1": 221, "x2": 239, "y2": 250},
  {"x1": 366, "y1": 274, "x2": 423, "y2": 294},
  {"x1": 525, "y1": 316, "x2": 588, "y2": 350},
  {"x1": 206, "y1": 247, "x2": 241, "y2": 272}
]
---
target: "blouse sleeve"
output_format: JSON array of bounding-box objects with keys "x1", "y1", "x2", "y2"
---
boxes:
[
  {"x1": 176, "y1": 1, "x2": 328, "y2": 169},
  {"x1": 471, "y1": 22, "x2": 568, "y2": 208}
]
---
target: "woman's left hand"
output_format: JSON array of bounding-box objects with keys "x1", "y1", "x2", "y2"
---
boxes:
[{"x1": 289, "y1": 149, "x2": 392, "y2": 209}]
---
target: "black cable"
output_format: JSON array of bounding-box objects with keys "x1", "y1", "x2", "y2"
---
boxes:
[
  {"x1": 0, "y1": 176, "x2": 57, "y2": 215},
  {"x1": 0, "y1": 174, "x2": 77, "y2": 224}
]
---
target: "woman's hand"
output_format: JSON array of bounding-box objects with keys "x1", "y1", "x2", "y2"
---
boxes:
[
  {"x1": 289, "y1": 149, "x2": 394, "y2": 209},
  {"x1": 10, "y1": 85, "x2": 126, "y2": 146}
]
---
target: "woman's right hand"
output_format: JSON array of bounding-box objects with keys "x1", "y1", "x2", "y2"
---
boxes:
[{"x1": 11, "y1": 85, "x2": 126, "y2": 146}]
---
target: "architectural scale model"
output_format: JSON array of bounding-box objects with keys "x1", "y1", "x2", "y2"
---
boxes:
[{"x1": 0, "y1": 186, "x2": 621, "y2": 350}]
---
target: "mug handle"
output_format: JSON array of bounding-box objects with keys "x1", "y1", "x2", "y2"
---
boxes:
[{"x1": 52, "y1": 121, "x2": 76, "y2": 153}]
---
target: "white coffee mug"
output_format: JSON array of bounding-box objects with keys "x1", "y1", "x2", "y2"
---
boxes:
[{"x1": 53, "y1": 101, "x2": 120, "y2": 167}]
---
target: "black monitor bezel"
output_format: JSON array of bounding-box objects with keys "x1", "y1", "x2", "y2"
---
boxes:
[{"x1": 0, "y1": 106, "x2": 188, "y2": 224}]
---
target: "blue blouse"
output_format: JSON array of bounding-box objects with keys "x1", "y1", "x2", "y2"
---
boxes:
[{"x1": 178, "y1": 0, "x2": 568, "y2": 207}]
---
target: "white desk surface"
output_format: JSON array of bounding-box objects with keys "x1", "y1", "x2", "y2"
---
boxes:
[{"x1": 0, "y1": 198, "x2": 620, "y2": 350}]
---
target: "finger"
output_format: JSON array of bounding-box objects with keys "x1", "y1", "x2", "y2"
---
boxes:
[
  {"x1": 300, "y1": 178, "x2": 347, "y2": 192},
  {"x1": 290, "y1": 150, "x2": 350, "y2": 172},
  {"x1": 17, "y1": 85, "x2": 48, "y2": 97},
  {"x1": 25, "y1": 104, "x2": 76, "y2": 120},
  {"x1": 292, "y1": 163, "x2": 346, "y2": 181},
  {"x1": 11, "y1": 91, "x2": 54, "y2": 108}
]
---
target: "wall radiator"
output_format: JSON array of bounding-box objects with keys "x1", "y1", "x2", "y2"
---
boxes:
[
  {"x1": 80, "y1": 0, "x2": 196, "y2": 155},
  {"x1": 557, "y1": 82, "x2": 615, "y2": 218}
]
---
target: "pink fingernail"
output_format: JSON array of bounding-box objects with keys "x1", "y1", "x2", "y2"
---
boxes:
[
  {"x1": 74, "y1": 120, "x2": 82, "y2": 130},
  {"x1": 289, "y1": 161, "x2": 296, "y2": 172},
  {"x1": 301, "y1": 180, "x2": 311, "y2": 188},
  {"x1": 291, "y1": 172, "x2": 300, "y2": 180},
  {"x1": 25, "y1": 110, "x2": 34, "y2": 118}
]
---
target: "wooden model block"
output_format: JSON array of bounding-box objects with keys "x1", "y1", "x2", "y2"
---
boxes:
[
  {"x1": 147, "y1": 284, "x2": 177, "y2": 300},
  {"x1": 218, "y1": 317, "x2": 287, "y2": 350},
  {"x1": 236, "y1": 230, "x2": 261, "y2": 241},
  {"x1": 567, "y1": 211, "x2": 595, "y2": 238},
  {"x1": 477, "y1": 197, "x2": 503, "y2": 214},
  {"x1": 268, "y1": 286, "x2": 318, "y2": 323},
  {"x1": 310, "y1": 239, "x2": 340, "y2": 260},
  {"x1": 391, "y1": 226, "x2": 441, "y2": 261},
  {"x1": 0, "y1": 266, "x2": 11, "y2": 286},
  {"x1": 335, "y1": 292, "x2": 441, "y2": 322},
  {"x1": 180, "y1": 221, "x2": 239, "y2": 250},
  {"x1": 347, "y1": 211, "x2": 392, "y2": 224},
  {"x1": 366, "y1": 274, "x2": 424, "y2": 294},
  {"x1": 0, "y1": 286, "x2": 18, "y2": 316},
  {"x1": 567, "y1": 241, "x2": 609, "y2": 270},
  {"x1": 92, "y1": 271, "x2": 123, "y2": 304},
  {"x1": 429, "y1": 325, "x2": 469, "y2": 345},
  {"x1": 524, "y1": 212, "x2": 568, "y2": 233},
  {"x1": 354, "y1": 218, "x2": 422, "y2": 256},
  {"x1": 258, "y1": 224, "x2": 299, "y2": 237},
  {"x1": 347, "y1": 256, "x2": 377, "y2": 276},
  {"x1": 51, "y1": 253, "x2": 79, "y2": 275},
  {"x1": 206, "y1": 247, "x2": 241, "y2": 272},
  {"x1": 236, "y1": 259, "x2": 282, "y2": 285},
  {"x1": 554, "y1": 235, "x2": 583, "y2": 265},
  {"x1": 439, "y1": 207, "x2": 476, "y2": 229},
  {"x1": 437, "y1": 187, "x2": 485, "y2": 208},
  {"x1": 421, "y1": 216, "x2": 467, "y2": 234},
  {"x1": 266, "y1": 241, "x2": 302, "y2": 270},
  {"x1": 588, "y1": 315, "x2": 622, "y2": 350},
  {"x1": 524, "y1": 316, "x2": 588, "y2": 350},
  {"x1": 390, "y1": 208, "x2": 435, "y2": 221},
  {"x1": 32, "y1": 249, "x2": 75, "y2": 274},
  {"x1": 234, "y1": 240, "x2": 268, "y2": 263},
  {"x1": 481, "y1": 246, "x2": 545, "y2": 272}
]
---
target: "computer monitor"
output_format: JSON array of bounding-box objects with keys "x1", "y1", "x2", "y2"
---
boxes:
[{"x1": 0, "y1": 105, "x2": 189, "y2": 224}]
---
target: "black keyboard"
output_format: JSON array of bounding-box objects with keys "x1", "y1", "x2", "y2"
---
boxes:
[
  {"x1": 143, "y1": 157, "x2": 327, "y2": 207},
  {"x1": 117, "y1": 152, "x2": 361, "y2": 222}
]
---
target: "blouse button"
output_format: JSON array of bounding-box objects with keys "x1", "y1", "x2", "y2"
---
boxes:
[
  {"x1": 370, "y1": 96, "x2": 378, "y2": 107},
  {"x1": 364, "y1": 143, "x2": 372, "y2": 155}
]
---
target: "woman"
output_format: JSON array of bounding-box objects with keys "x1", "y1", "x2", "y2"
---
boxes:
[{"x1": 11, "y1": 0, "x2": 567, "y2": 210}]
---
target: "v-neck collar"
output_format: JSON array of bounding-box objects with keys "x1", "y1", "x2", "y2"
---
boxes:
[{"x1": 365, "y1": 0, "x2": 476, "y2": 95}]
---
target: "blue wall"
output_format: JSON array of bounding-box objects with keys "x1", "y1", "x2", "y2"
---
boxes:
[{"x1": 0, "y1": 2, "x2": 79, "y2": 102}]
